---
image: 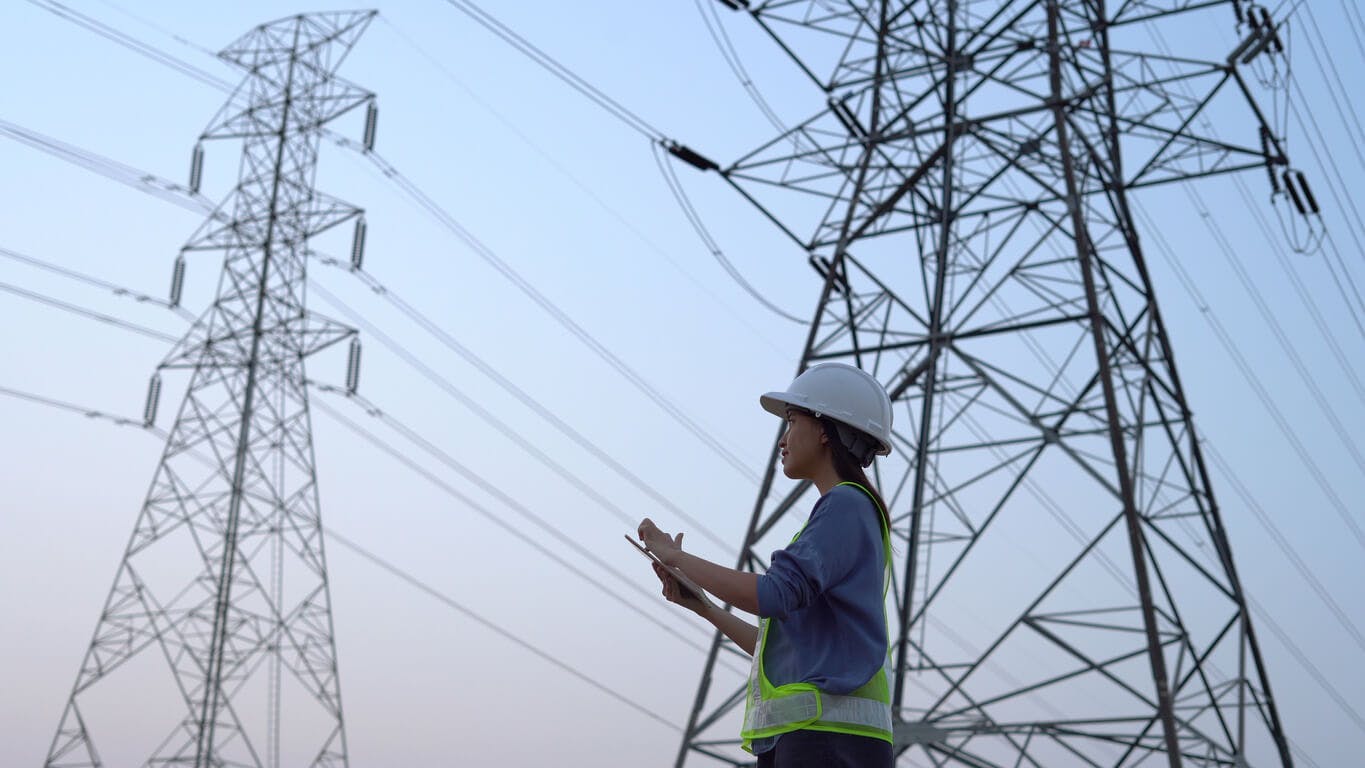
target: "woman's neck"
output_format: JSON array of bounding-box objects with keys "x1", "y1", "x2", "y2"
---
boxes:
[{"x1": 812, "y1": 462, "x2": 843, "y2": 496}]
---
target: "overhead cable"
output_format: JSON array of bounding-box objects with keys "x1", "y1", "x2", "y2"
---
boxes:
[
  {"x1": 328, "y1": 131, "x2": 761, "y2": 484},
  {"x1": 23, "y1": 0, "x2": 234, "y2": 93},
  {"x1": 1180, "y1": 182, "x2": 1365, "y2": 481},
  {"x1": 651, "y1": 141, "x2": 805, "y2": 324},
  {"x1": 323, "y1": 526, "x2": 683, "y2": 732},
  {"x1": 0, "y1": 382, "x2": 157, "y2": 432},
  {"x1": 24, "y1": 1, "x2": 764, "y2": 485},
  {"x1": 390, "y1": 7, "x2": 797, "y2": 329},
  {"x1": 1204, "y1": 443, "x2": 1365, "y2": 656},
  {"x1": 1136, "y1": 201, "x2": 1365, "y2": 552},
  {"x1": 0, "y1": 279, "x2": 180, "y2": 344},
  {"x1": 376, "y1": 16, "x2": 792, "y2": 356},
  {"x1": 308, "y1": 387, "x2": 746, "y2": 674},
  {"x1": 0, "y1": 244, "x2": 194, "y2": 321},
  {"x1": 1178, "y1": 507, "x2": 1365, "y2": 736},
  {"x1": 309, "y1": 275, "x2": 737, "y2": 556},
  {"x1": 0, "y1": 117, "x2": 216, "y2": 217},
  {"x1": 691, "y1": 0, "x2": 790, "y2": 138},
  {"x1": 1301, "y1": 4, "x2": 1365, "y2": 169},
  {"x1": 90, "y1": 0, "x2": 222, "y2": 59},
  {"x1": 434, "y1": 0, "x2": 665, "y2": 141},
  {"x1": 0, "y1": 383, "x2": 687, "y2": 732},
  {"x1": 1226, "y1": 175, "x2": 1365, "y2": 409},
  {"x1": 1341, "y1": 0, "x2": 1365, "y2": 70},
  {"x1": 1288, "y1": 81, "x2": 1365, "y2": 262},
  {"x1": 1141, "y1": 25, "x2": 1365, "y2": 548}
]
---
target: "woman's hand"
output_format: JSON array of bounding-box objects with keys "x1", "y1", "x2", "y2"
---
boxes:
[
  {"x1": 653, "y1": 561, "x2": 713, "y2": 616},
  {"x1": 637, "y1": 518, "x2": 681, "y2": 566},
  {"x1": 646, "y1": 530, "x2": 713, "y2": 617}
]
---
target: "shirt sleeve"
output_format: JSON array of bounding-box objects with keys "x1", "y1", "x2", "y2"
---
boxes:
[{"x1": 756, "y1": 486, "x2": 879, "y2": 619}]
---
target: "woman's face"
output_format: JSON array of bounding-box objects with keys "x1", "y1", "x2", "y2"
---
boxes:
[{"x1": 779, "y1": 409, "x2": 829, "y2": 480}]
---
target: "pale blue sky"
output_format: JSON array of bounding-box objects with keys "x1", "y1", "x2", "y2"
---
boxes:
[{"x1": 1, "y1": 1, "x2": 1363, "y2": 766}]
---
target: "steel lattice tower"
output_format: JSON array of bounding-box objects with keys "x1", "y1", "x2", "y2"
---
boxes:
[
  {"x1": 675, "y1": 1, "x2": 1297, "y2": 766},
  {"x1": 46, "y1": 12, "x2": 375, "y2": 768}
]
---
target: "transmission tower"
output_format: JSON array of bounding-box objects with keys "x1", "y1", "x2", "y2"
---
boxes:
[
  {"x1": 674, "y1": 1, "x2": 1302, "y2": 766},
  {"x1": 46, "y1": 12, "x2": 376, "y2": 768}
]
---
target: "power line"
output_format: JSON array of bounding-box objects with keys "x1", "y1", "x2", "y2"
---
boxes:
[
  {"x1": 1178, "y1": 512, "x2": 1365, "y2": 735},
  {"x1": 1341, "y1": 0, "x2": 1365, "y2": 70},
  {"x1": 1301, "y1": 4, "x2": 1365, "y2": 172},
  {"x1": 0, "y1": 278, "x2": 180, "y2": 344},
  {"x1": 1203, "y1": 443, "x2": 1365, "y2": 656},
  {"x1": 1141, "y1": 23, "x2": 1365, "y2": 545},
  {"x1": 311, "y1": 264, "x2": 742, "y2": 553},
  {"x1": 434, "y1": 0, "x2": 665, "y2": 141},
  {"x1": 23, "y1": 0, "x2": 234, "y2": 93},
  {"x1": 690, "y1": 0, "x2": 790, "y2": 138},
  {"x1": 0, "y1": 243, "x2": 194, "y2": 321},
  {"x1": 1134, "y1": 201, "x2": 1365, "y2": 551},
  {"x1": 4, "y1": 113, "x2": 763, "y2": 491},
  {"x1": 0, "y1": 382, "x2": 156, "y2": 431},
  {"x1": 0, "y1": 117, "x2": 216, "y2": 217},
  {"x1": 43, "y1": 3, "x2": 790, "y2": 355},
  {"x1": 377, "y1": 16, "x2": 794, "y2": 353},
  {"x1": 0, "y1": 382, "x2": 687, "y2": 733},
  {"x1": 19, "y1": 1, "x2": 765, "y2": 486},
  {"x1": 90, "y1": 0, "x2": 221, "y2": 59},
  {"x1": 323, "y1": 526, "x2": 683, "y2": 732},
  {"x1": 307, "y1": 387, "x2": 746, "y2": 675},
  {"x1": 1225, "y1": 176, "x2": 1365, "y2": 409},
  {"x1": 651, "y1": 140, "x2": 805, "y2": 324},
  {"x1": 425, "y1": 0, "x2": 809, "y2": 334},
  {"x1": 327, "y1": 131, "x2": 762, "y2": 484},
  {"x1": 1179, "y1": 181, "x2": 1365, "y2": 481},
  {"x1": 1287, "y1": 79, "x2": 1365, "y2": 263},
  {"x1": 309, "y1": 275, "x2": 737, "y2": 556}
]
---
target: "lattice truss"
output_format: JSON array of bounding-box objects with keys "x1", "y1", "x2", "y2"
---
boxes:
[
  {"x1": 46, "y1": 12, "x2": 374, "y2": 768},
  {"x1": 680, "y1": 1, "x2": 1294, "y2": 766}
]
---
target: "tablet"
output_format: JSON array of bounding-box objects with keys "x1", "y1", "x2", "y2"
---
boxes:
[{"x1": 624, "y1": 534, "x2": 708, "y2": 602}]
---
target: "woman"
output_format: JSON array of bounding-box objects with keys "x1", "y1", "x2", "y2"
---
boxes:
[{"x1": 637, "y1": 362, "x2": 895, "y2": 767}]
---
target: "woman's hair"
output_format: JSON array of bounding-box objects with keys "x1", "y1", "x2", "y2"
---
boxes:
[{"x1": 819, "y1": 416, "x2": 890, "y2": 533}]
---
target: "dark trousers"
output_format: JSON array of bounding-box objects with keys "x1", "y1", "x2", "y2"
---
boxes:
[{"x1": 755, "y1": 729, "x2": 893, "y2": 768}]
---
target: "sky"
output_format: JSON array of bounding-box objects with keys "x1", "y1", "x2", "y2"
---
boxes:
[{"x1": 1, "y1": 1, "x2": 1364, "y2": 766}]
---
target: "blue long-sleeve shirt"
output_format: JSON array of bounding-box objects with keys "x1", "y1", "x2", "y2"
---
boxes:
[{"x1": 751, "y1": 483, "x2": 887, "y2": 751}]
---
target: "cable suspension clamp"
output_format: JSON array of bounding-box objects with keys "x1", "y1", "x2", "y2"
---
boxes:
[
  {"x1": 665, "y1": 140, "x2": 719, "y2": 172},
  {"x1": 829, "y1": 98, "x2": 867, "y2": 139},
  {"x1": 808, "y1": 253, "x2": 850, "y2": 295},
  {"x1": 1281, "y1": 170, "x2": 1320, "y2": 217}
]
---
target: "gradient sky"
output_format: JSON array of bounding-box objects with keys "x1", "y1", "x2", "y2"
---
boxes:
[{"x1": 2, "y1": 1, "x2": 1363, "y2": 766}]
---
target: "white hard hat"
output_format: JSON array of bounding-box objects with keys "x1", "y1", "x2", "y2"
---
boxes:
[{"x1": 761, "y1": 362, "x2": 894, "y2": 463}]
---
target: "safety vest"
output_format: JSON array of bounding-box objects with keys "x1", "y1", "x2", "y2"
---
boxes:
[{"x1": 740, "y1": 482, "x2": 894, "y2": 752}]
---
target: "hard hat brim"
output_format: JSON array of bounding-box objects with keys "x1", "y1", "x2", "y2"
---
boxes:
[
  {"x1": 760, "y1": 390, "x2": 893, "y2": 457},
  {"x1": 760, "y1": 391, "x2": 807, "y2": 418}
]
